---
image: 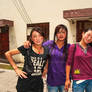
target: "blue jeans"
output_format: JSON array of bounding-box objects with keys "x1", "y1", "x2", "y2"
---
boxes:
[
  {"x1": 72, "y1": 80, "x2": 92, "y2": 92},
  {"x1": 48, "y1": 85, "x2": 64, "y2": 92}
]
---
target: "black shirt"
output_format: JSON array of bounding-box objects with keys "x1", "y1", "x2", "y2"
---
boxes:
[{"x1": 18, "y1": 45, "x2": 49, "y2": 76}]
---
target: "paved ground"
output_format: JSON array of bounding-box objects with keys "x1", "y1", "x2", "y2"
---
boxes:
[
  {"x1": 0, "y1": 64, "x2": 72, "y2": 92},
  {"x1": 0, "y1": 69, "x2": 17, "y2": 92}
]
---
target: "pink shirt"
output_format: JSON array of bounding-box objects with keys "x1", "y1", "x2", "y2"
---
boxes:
[{"x1": 66, "y1": 44, "x2": 92, "y2": 80}]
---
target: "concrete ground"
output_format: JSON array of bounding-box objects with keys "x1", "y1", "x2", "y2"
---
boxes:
[
  {"x1": 0, "y1": 63, "x2": 72, "y2": 92},
  {"x1": 0, "y1": 68, "x2": 17, "y2": 92}
]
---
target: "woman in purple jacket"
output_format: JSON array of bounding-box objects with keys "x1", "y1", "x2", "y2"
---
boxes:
[
  {"x1": 24, "y1": 24, "x2": 70, "y2": 92},
  {"x1": 65, "y1": 28, "x2": 92, "y2": 92}
]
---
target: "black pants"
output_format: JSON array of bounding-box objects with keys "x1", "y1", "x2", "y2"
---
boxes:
[{"x1": 16, "y1": 75, "x2": 43, "y2": 92}]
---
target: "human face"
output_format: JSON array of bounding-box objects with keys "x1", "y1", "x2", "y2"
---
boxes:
[
  {"x1": 56, "y1": 29, "x2": 66, "y2": 41},
  {"x1": 31, "y1": 31, "x2": 44, "y2": 45},
  {"x1": 82, "y1": 30, "x2": 92, "y2": 44}
]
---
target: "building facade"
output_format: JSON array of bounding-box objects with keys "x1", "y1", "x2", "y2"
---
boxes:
[{"x1": 0, "y1": 0, "x2": 92, "y2": 62}]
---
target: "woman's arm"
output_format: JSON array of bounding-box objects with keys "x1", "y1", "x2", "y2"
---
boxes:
[
  {"x1": 65, "y1": 65, "x2": 71, "y2": 91},
  {"x1": 24, "y1": 40, "x2": 52, "y2": 48},
  {"x1": 65, "y1": 44, "x2": 76, "y2": 91},
  {"x1": 42, "y1": 61, "x2": 48, "y2": 78},
  {"x1": 5, "y1": 49, "x2": 27, "y2": 78}
]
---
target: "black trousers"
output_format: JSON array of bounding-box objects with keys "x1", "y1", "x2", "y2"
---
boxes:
[{"x1": 16, "y1": 75, "x2": 43, "y2": 92}]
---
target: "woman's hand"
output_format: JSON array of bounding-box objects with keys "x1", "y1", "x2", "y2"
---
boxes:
[
  {"x1": 15, "y1": 68, "x2": 28, "y2": 78},
  {"x1": 24, "y1": 41, "x2": 31, "y2": 48},
  {"x1": 64, "y1": 79, "x2": 71, "y2": 91}
]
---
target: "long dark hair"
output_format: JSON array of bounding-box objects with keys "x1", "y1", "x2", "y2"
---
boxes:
[
  {"x1": 52, "y1": 24, "x2": 68, "y2": 61},
  {"x1": 29, "y1": 27, "x2": 44, "y2": 44}
]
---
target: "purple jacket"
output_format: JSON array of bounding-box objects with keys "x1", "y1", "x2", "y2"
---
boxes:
[{"x1": 43, "y1": 40, "x2": 70, "y2": 86}]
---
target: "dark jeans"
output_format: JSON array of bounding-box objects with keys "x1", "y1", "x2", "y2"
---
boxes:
[
  {"x1": 72, "y1": 80, "x2": 92, "y2": 92},
  {"x1": 48, "y1": 85, "x2": 64, "y2": 92},
  {"x1": 16, "y1": 75, "x2": 43, "y2": 92}
]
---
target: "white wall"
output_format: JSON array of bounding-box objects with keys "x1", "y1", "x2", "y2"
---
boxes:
[
  {"x1": 0, "y1": 0, "x2": 92, "y2": 62},
  {"x1": 21, "y1": 0, "x2": 92, "y2": 42},
  {"x1": 0, "y1": 0, "x2": 26, "y2": 62}
]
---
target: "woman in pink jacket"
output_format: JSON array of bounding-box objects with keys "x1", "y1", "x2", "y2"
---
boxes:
[{"x1": 65, "y1": 28, "x2": 92, "y2": 92}]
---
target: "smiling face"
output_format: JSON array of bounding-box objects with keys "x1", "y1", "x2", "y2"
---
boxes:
[
  {"x1": 31, "y1": 31, "x2": 44, "y2": 45},
  {"x1": 82, "y1": 30, "x2": 92, "y2": 44},
  {"x1": 56, "y1": 28, "x2": 67, "y2": 41}
]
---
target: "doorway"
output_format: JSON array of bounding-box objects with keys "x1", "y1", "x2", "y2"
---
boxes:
[
  {"x1": 76, "y1": 21, "x2": 92, "y2": 42},
  {"x1": 0, "y1": 25, "x2": 9, "y2": 58}
]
